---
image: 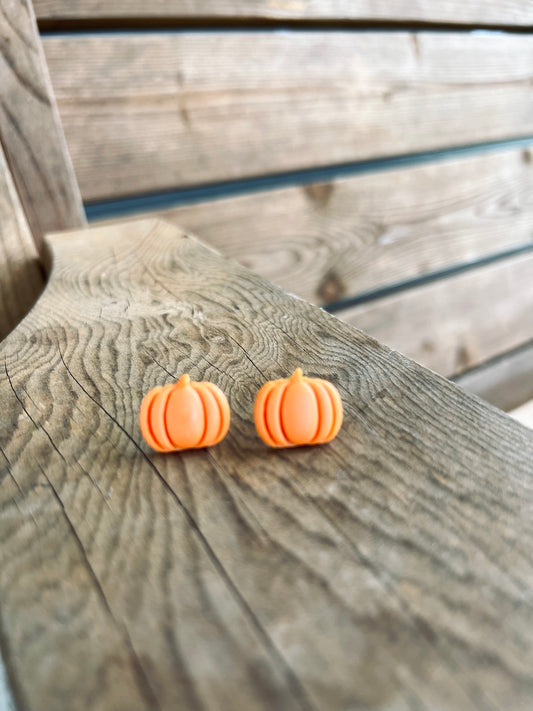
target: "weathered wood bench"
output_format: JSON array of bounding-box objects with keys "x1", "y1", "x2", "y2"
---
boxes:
[
  {"x1": 1, "y1": 1, "x2": 533, "y2": 708},
  {"x1": 2, "y1": 217, "x2": 533, "y2": 710}
]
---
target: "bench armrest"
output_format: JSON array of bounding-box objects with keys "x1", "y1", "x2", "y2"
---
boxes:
[{"x1": 1, "y1": 218, "x2": 532, "y2": 710}]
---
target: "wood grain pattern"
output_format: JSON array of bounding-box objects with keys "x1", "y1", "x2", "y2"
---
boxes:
[
  {"x1": 455, "y1": 341, "x2": 533, "y2": 412},
  {"x1": 0, "y1": 0, "x2": 85, "y2": 250},
  {"x1": 43, "y1": 31, "x2": 533, "y2": 201},
  {"x1": 0, "y1": 142, "x2": 43, "y2": 341},
  {"x1": 339, "y1": 251, "x2": 533, "y2": 377},
  {"x1": 1, "y1": 218, "x2": 533, "y2": 710},
  {"x1": 32, "y1": 0, "x2": 533, "y2": 27},
  {"x1": 106, "y1": 148, "x2": 533, "y2": 305}
]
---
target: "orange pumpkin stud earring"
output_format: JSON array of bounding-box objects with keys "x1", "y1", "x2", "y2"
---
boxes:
[
  {"x1": 139, "y1": 374, "x2": 230, "y2": 452},
  {"x1": 254, "y1": 368, "x2": 343, "y2": 448}
]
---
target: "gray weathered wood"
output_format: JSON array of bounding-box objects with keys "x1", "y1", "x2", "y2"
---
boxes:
[
  {"x1": 32, "y1": 0, "x2": 533, "y2": 27},
  {"x1": 43, "y1": 31, "x2": 533, "y2": 201},
  {"x1": 0, "y1": 141, "x2": 43, "y2": 341},
  {"x1": 0, "y1": 0, "x2": 85, "y2": 250},
  {"x1": 104, "y1": 148, "x2": 533, "y2": 305},
  {"x1": 339, "y1": 251, "x2": 533, "y2": 377},
  {"x1": 455, "y1": 340, "x2": 533, "y2": 412},
  {"x1": 1, "y1": 218, "x2": 533, "y2": 710}
]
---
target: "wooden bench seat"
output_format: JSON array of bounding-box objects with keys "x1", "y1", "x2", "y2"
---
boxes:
[{"x1": 2, "y1": 218, "x2": 533, "y2": 710}]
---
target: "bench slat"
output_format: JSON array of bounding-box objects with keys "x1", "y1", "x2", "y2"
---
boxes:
[
  {"x1": 0, "y1": 0, "x2": 85, "y2": 249},
  {"x1": 33, "y1": 0, "x2": 533, "y2": 27},
  {"x1": 43, "y1": 31, "x2": 533, "y2": 201},
  {"x1": 102, "y1": 148, "x2": 533, "y2": 305},
  {"x1": 340, "y1": 251, "x2": 533, "y2": 377},
  {"x1": 1, "y1": 218, "x2": 533, "y2": 709}
]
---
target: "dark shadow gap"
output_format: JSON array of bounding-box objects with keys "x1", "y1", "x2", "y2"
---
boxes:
[
  {"x1": 85, "y1": 136, "x2": 533, "y2": 223},
  {"x1": 453, "y1": 337, "x2": 533, "y2": 411},
  {"x1": 453, "y1": 337, "x2": 533, "y2": 383},
  {"x1": 323, "y1": 243, "x2": 533, "y2": 313},
  {"x1": 38, "y1": 17, "x2": 533, "y2": 34}
]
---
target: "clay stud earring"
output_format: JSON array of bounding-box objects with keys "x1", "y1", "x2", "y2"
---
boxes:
[
  {"x1": 254, "y1": 368, "x2": 343, "y2": 448},
  {"x1": 139, "y1": 374, "x2": 230, "y2": 452}
]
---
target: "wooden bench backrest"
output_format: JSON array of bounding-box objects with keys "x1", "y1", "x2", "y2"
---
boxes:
[
  {"x1": 3, "y1": 1, "x2": 533, "y2": 406},
  {"x1": 0, "y1": 0, "x2": 84, "y2": 338},
  {"x1": 0, "y1": 142, "x2": 43, "y2": 339},
  {"x1": 0, "y1": 0, "x2": 85, "y2": 249}
]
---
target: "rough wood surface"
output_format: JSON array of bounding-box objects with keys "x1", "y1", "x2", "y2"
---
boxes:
[
  {"x1": 33, "y1": 0, "x2": 533, "y2": 27},
  {"x1": 105, "y1": 148, "x2": 533, "y2": 305},
  {"x1": 455, "y1": 341, "x2": 533, "y2": 412},
  {"x1": 43, "y1": 31, "x2": 533, "y2": 201},
  {"x1": 1, "y1": 218, "x2": 533, "y2": 710},
  {"x1": 0, "y1": 142, "x2": 43, "y2": 341},
  {"x1": 0, "y1": 0, "x2": 85, "y2": 250},
  {"x1": 339, "y1": 252, "x2": 533, "y2": 377}
]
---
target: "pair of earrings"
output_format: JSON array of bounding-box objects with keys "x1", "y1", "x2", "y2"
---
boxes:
[{"x1": 139, "y1": 368, "x2": 343, "y2": 452}]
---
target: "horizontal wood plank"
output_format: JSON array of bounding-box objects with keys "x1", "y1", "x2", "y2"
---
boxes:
[
  {"x1": 455, "y1": 341, "x2": 533, "y2": 412},
  {"x1": 33, "y1": 0, "x2": 533, "y2": 27},
  {"x1": 43, "y1": 31, "x2": 533, "y2": 201},
  {"x1": 102, "y1": 148, "x2": 533, "y2": 305},
  {"x1": 0, "y1": 0, "x2": 85, "y2": 250},
  {"x1": 338, "y1": 252, "x2": 533, "y2": 377},
  {"x1": 2, "y1": 218, "x2": 533, "y2": 709},
  {"x1": 0, "y1": 143, "x2": 43, "y2": 341}
]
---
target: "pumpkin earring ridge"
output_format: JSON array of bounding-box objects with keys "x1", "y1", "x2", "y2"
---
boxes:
[
  {"x1": 321, "y1": 379, "x2": 343, "y2": 442},
  {"x1": 266, "y1": 381, "x2": 291, "y2": 447},
  {"x1": 195, "y1": 385, "x2": 217, "y2": 448},
  {"x1": 254, "y1": 381, "x2": 281, "y2": 448},
  {"x1": 199, "y1": 381, "x2": 230, "y2": 447},
  {"x1": 140, "y1": 387, "x2": 168, "y2": 452},
  {"x1": 151, "y1": 384, "x2": 175, "y2": 451},
  {"x1": 307, "y1": 380, "x2": 332, "y2": 444}
]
